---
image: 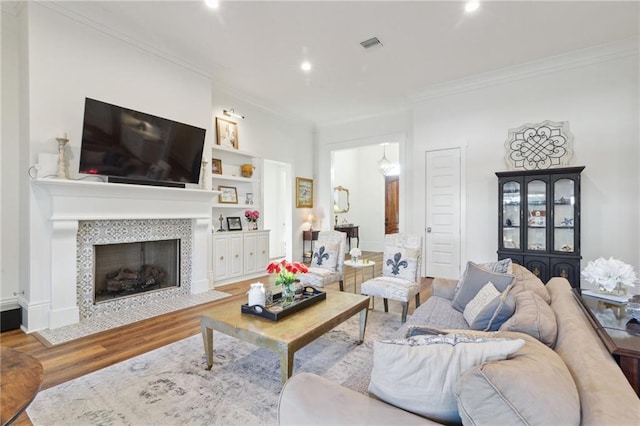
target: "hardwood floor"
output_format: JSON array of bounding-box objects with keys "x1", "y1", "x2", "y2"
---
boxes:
[{"x1": 0, "y1": 251, "x2": 431, "y2": 424}]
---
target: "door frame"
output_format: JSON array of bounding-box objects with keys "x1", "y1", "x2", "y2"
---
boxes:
[
  {"x1": 424, "y1": 145, "x2": 466, "y2": 279},
  {"x1": 263, "y1": 159, "x2": 292, "y2": 261}
]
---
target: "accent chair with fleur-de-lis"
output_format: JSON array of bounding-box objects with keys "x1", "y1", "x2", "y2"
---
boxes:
[
  {"x1": 361, "y1": 233, "x2": 424, "y2": 323},
  {"x1": 298, "y1": 230, "x2": 347, "y2": 291}
]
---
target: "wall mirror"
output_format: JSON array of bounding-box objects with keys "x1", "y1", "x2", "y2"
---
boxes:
[{"x1": 333, "y1": 186, "x2": 350, "y2": 213}]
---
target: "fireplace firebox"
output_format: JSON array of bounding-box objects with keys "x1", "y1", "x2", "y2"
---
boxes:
[{"x1": 93, "y1": 239, "x2": 180, "y2": 303}]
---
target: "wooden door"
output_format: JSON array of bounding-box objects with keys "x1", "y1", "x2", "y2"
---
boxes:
[{"x1": 385, "y1": 176, "x2": 399, "y2": 234}]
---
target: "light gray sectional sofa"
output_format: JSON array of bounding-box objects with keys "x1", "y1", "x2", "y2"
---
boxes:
[{"x1": 278, "y1": 264, "x2": 640, "y2": 425}]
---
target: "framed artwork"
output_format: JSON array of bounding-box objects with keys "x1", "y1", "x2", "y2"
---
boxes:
[
  {"x1": 211, "y1": 158, "x2": 222, "y2": 175},
  {"x1": 216, "y1": 117, "x2": 238, "y2": 149},
  {"x1": 245, "y1": 192, "x2": 254, "y2": 205},
  {"x1": 226, "y1": 216, "x2": 243, "y2": 231},
  {"x1": 296, "y1": 177, "x2": 313, "y2": 208},
  {"x1": 218, "y1": 186, "x2": 238, "y2": 204}
]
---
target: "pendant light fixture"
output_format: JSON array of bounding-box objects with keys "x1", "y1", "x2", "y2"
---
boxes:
[{"x1": 378, "y1": 144, "x2": 393, "y2": 176}]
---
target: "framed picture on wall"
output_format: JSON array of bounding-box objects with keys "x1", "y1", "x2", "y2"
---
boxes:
[
  {"x1": 226, "y1": 217, "x2": 242, "y2": 231},
  {"x1": 296, "y1": 177, "x2": 313, "y2": 208},
  {"x1": 218, "y1": 186, "x2": 238, "y2": 204},
  {"x1": 211, "y1": 158, "x2": 222, "y2": 175},
  {"x1": 216, "y1": 117, "x2": 238, "y2": 149}
]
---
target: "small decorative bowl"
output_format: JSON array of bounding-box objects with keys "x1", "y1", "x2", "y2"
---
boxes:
[{"x1": 626, "y1": 302, "x2": 640, "y2": 322}]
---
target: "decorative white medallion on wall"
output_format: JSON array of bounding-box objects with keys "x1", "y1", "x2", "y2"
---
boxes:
[{"x1": 504, "y1": 120, "x2": 574, "y2": 170}]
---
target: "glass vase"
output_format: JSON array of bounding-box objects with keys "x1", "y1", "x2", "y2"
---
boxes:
[
  {"x1": 282, "y1": 282, "x2": 296, "y2": 304},
  {"x1": 598, "y1": 282, "x2": 626, "y2": 296}
]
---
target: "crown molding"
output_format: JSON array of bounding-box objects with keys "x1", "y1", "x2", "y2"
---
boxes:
[
  {"x1": 37, "y1": 1, "x2": 213, "y2": 79},
  {"x1": 410, "y1": 37, "x2": 639, "y2": 102}
]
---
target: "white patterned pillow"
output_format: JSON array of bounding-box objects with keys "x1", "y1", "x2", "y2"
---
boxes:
[
  {"x1": 311, "y1": 242, "x2": 339, "y2": 271},
  {"x1": 369, "y1": 334, "x2": 525, "y2": 424},
  {"x1": 479, "y1": 258, "x2": 513, "y2": 274},
  {"x1": 464, "y1": 283, "x2": 516, "y2": 331},
  {"x1": 383, "y1": 246, "x2": 419, "y2": 281}
]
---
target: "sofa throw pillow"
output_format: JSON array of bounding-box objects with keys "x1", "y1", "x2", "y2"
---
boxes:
[
  {"x1": 464, "y1": 283, "x2": 516, "y2": 331},
  {"x1": 500, "y1": 290, "x2": 558, "y2": 347},
  {"x1": 454, "y1": 331, "x2": 580, "y2": 426},
  {"x1": 452, "y1": 262, "x2": 515, "y2": 313},
  {"x1": 479, "y1": 258, "x2": 513, "y2": 274},
  {"x1": 382, "y1": 246, "x2": 419, "y2": 281},
  {"x1": 368, "y1": 334, "x2": 524, "y2": 424},
  {"x1": 510, "y1": 264, "x2": 551, "y2": 304},
  {"x1": 311, "y1": 242, "x2": 339, "y2": 271}
]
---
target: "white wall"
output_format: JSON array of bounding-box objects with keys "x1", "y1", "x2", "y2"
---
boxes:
[
  {"x1": 19, "y1": 2, "x2": 214, "y2": 331},
  {"x1": 332, "y1": 143, "x2": 399, "y2": 251},
  {"x1": 315, "y1": 110, "x2": 412, "y2": 238},
  {"x1": 411, "y1": 48, "x2": 640, "y2": 279},
  {"x1": 1, "y1": 8, "x2": 22, "y2": 311}
]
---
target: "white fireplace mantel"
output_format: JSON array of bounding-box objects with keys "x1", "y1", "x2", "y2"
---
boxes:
[
  {"x1": 33, "y1": 178, "x2": 217, "y2": 220},
  {"x1": 27, "y1": 178, "x2": 218, "y2": 332}
]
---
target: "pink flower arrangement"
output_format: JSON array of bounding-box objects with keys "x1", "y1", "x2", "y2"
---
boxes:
[{"x1": 244, "y1": 210, "x2": 259, "y2": 222}]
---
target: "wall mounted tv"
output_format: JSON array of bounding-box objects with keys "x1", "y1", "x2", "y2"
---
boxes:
[{"x1": 79, "y1": 98, "x2": 206, "y2": 188}]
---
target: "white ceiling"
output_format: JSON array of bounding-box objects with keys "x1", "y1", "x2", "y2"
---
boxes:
[{"x1": 51, "y1": 1, "x2": 639, "y2": 126}]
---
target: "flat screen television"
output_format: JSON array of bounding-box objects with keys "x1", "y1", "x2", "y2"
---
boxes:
[{"x1": 79, "y1": 98, "x2": 206, "y2": 188}]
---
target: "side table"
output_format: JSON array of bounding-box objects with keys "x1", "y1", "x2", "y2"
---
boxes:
[
  {"x1": 344, "y1": 259, "x2": 376, "y2": 294},
  {"x1": 1, "y1": 347, "x2": 44, "y2": 425},
  {"x1": 574, "y1": 289, "x2": 640, "y2": 396}
]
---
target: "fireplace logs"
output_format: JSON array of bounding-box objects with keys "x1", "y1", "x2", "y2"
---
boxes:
[{"x1": 104, "y1": 265, "x2": 168, "y2": 294}]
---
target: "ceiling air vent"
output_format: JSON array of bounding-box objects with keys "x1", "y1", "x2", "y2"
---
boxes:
[{"x1": 360, "y1": 37, "x2": 383, "y2": 49}]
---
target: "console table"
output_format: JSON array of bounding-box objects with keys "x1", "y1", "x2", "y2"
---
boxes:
[
  {"x1": 334, "y1": 225, "x2": 359, "y2": 251},
  {"x1": 574, "y1": 290, "x2": 640, "y2": 396},
  {"x1": 302, "y1": 230, "x2": 319, "y2": 262}
]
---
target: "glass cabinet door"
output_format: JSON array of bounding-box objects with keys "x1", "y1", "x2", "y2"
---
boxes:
[
  {"x1": 527, "y1": 180, "x2": 546, "y2": 251},
  {"x1": 501, "y1": 180, "x2": 520, "y2": 250},
  {"x1": 553, "y1": 178, "x2": 575, "y2": 252}
]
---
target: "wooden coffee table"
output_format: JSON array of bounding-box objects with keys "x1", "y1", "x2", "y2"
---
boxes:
[{"x1": 200, "y1": 289, "x2": 369, "y2": 384}]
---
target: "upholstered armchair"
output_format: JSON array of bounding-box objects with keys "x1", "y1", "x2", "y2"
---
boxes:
[
  {"x1": 361, "y1": 233, "x2": 424, "y2": 323},
  {"x1": 298, "y1": 230, "x2": 347, "y2": 291}
]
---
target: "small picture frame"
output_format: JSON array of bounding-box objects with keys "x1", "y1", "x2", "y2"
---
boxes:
[
  {"x1": 212, "y1": 158, "x2": 222, "y2": 175},
  {"x1": 218, "y1": 186, "x2": 238, "y2": 204},
  {"x1": 216, "y1": 117, "x2": 238, "y2": 149},
  {"x1": 245, "y1": 192, "x2": 254, "y2": 205},
  {"x1": 296, "y1": 177, "x2": 314, "y2": 208},
  {"x1": 226, "y1": 216, "x2": 243, "y2": 231}
]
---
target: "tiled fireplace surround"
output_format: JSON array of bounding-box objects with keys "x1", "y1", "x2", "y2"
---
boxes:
[{"x1": 28, "y1": 179, "x2": 216, "y2": 332}]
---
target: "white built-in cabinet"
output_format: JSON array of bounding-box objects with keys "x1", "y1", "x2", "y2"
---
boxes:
[{"x1": 212, "y1": 230, "x2": 270, "y2": 285}]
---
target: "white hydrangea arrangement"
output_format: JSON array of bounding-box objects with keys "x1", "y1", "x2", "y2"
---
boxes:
[
  {"x1": 349, "y1": 247, "x2": 362, "y2": 261},
  {"x1": 581, "y1": 257, "x2": 637, "y2": 292}
]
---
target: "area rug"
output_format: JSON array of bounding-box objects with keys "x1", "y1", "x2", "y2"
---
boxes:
[
  {"x1": 37, "y1": 289, "x2": 231, "y2": 346},
  {"x1": 27, "y1": 311, "x2": 402, "y2": 425}
]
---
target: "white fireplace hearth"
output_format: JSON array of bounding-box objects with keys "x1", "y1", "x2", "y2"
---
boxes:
[{"x1": 25, "y1": 179, "x2": 216, "y2": 332}]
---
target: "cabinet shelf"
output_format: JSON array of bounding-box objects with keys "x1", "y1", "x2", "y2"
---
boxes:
[{"x1": 212, "y1": 175, "x2": 258, "y2": 183}]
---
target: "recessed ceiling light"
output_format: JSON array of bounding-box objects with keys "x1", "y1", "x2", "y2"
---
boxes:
[
  {"x1": 205, "y1": 0, "x2": 219, "y2": 10},
  {"x1": 301, "y1": 61, "x2": 312, "y2": 72},
  {"x1": 465, "y1": 1, "x2": 480, "y2": 13}
]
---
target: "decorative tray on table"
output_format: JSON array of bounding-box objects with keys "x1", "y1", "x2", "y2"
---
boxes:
[{"x1": 241, "y1": 286, "x2": 326, "y2": 321}]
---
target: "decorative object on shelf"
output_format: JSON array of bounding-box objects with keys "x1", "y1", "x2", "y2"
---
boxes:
[
  {"x1": 241, "y1": 163, "x2": 254, "y2": 178},
  {"x1": 505, "y1": 218, "x2": 512, "y2": 226},
  {"x1": 55, "y1": 134, "x2": 69, "y2": 179},
  {"x1": 245, "y1": 192, "x2": 254, "y2": 205},
  {"x1": 211, "y1": 158, "x2": 222, "y2": 175},
  {"x1": 218, "y1": 185, "x2": 238, "y2": 204},
  {"x1": 245, "y1": 210, "x2": 259, "y2": 230},
  {"x1": 504, "y1": 120, "x2": 574, "y2": 170},
  {"x1": 247, "y1": 282, "x2": 266, "y2": 307},
  {"x1": 350, "y1": 247, "x2": 362, "y2": 263},
  {"x1": 560, "y1": 218, "x2": 574, "y2": 227},
  {"x1": 200, "y1": 159, "x2": 208, "y2": 189},
  {"x1": 226, "y1": 216, "x2": 243, "y2": 231},
  {"x1": 217, "y1": 214, "x2": 225, "y2": 232},
  {"x1": 266, "y1": 260, "x2": 308, "y2": 304},
  {"x1": 582, "y1": 257, "x2": 637, "y2": 296},
  {"x1": 215, "y1": 117, "x2": 238, "y2": 149},
  {"x1": 296, "y1": 177, "x2": 313, "y2": 208}
]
